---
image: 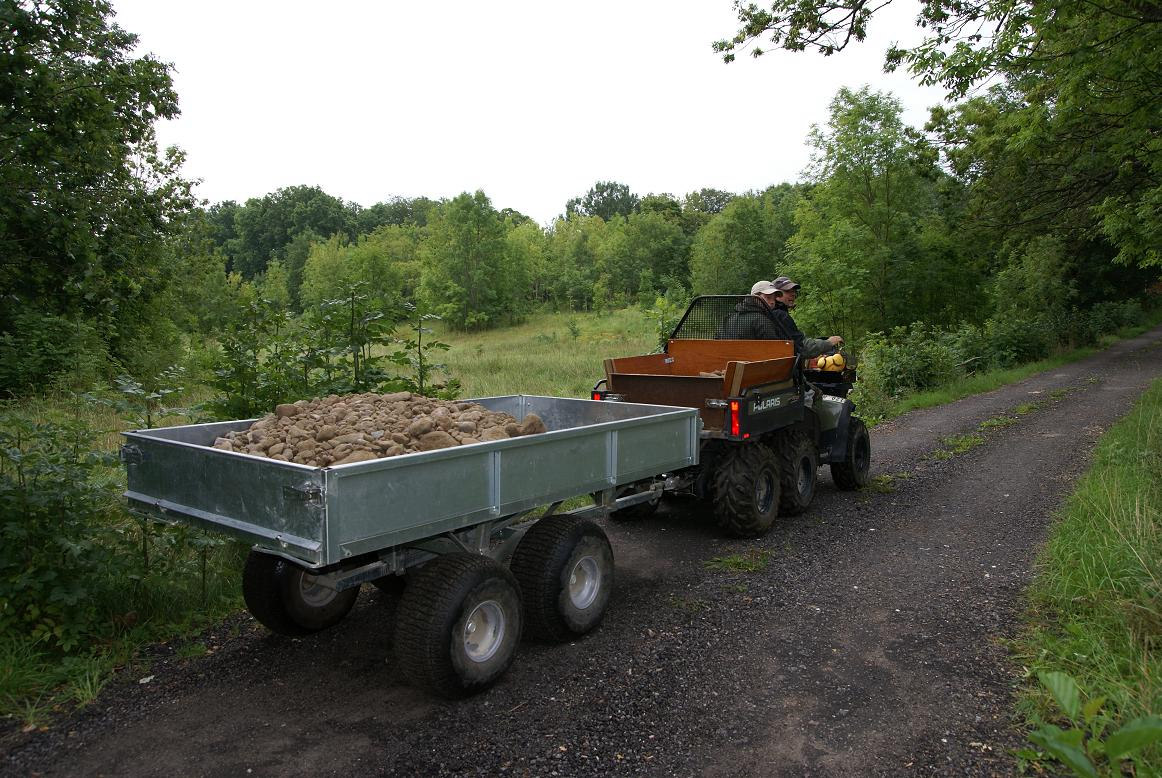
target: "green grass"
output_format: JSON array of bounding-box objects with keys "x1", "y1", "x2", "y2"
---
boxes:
[
  {"x1": 931, "y1": 432, "x2": 986, "y2": 460},
  {"x1": 884, "y1": 349, "x2": 1096, "y2": 420},
  {"x1": 882, "y1": 313, "x2": 1162, "y2": 421},
  {"x1": 1015, "y1": 378, "x2": 1162, "y2": 772},
  {"x1": 703, "y1": 549, "x2": 771, "y2": 573},
  {"x1": 434, "y1": 308, "x2": 656, "y2": 398}
]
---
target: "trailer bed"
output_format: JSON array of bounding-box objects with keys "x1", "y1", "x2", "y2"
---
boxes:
[{"x1": 122, "y1": 395, "x2": 699, "y2": 568}]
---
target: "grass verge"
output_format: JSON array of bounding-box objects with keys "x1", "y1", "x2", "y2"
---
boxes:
[
  {"x1": 883, "y1": 314, "x2": 1162, "y2": 421},
  {"x1": 1014, "y1": 378, "x2": 1162, "y2": 773}
]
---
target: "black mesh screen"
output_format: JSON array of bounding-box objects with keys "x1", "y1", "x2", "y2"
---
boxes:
[{"x1": 669, "y1": 295, "x2": 748, "y2": 342}]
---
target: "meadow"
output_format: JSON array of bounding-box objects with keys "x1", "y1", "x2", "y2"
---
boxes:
[{"x1": 435, "y1": 307, "x2": 657, "y2": 398}]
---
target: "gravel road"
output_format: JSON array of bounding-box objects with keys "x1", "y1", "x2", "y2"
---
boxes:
[{"x1": 5, "y1": 325, "x2": 1162, "y2": 777}]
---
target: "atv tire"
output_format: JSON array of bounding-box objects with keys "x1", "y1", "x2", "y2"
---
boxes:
[
  {"x1": 831, "y1": 417, "x2": 871, "y2": 490},
  {"x1": 712, "y1": 443, "x2": 781, "y2": 538},
  {"x1": 776, "y1": 432, "x2": 818, "y2": 516}
]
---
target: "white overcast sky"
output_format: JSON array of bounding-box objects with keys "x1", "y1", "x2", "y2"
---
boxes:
[{"x1": 110, "y1": 0, "x2": 945, "y2": 225}]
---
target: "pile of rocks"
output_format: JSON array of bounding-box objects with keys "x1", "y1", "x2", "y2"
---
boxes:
[{"x1": 211, "y1": 392, "x2": 548, "y2": 467}]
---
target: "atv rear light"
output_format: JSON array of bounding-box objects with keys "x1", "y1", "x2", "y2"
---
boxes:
[
  {"x1": 729, "y1": 401, "x2": 740, "y2": 437},
  {"x1": 595, "y1": 392, "x2": 627, "y2": 402}
]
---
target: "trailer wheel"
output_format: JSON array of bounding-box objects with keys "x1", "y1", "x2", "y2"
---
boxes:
[
  {"x1": 395, "y1": 553, "x2": 522, "y2": 698},
  {"x1": 510, "y1": 515, "x2": 614, "y2": 641},
  {"x1": 712, "y1": 443, "x2": 781, "y2": 538},
  {"x1": 831, "y1": 417, "x2": 872, "y2": 490},
  {"x1": 242, "y1": 550, "x2": 359, "y2": 637},
  {"x1": 777, "y1": 432, "x2": 818, "y2": 516}
]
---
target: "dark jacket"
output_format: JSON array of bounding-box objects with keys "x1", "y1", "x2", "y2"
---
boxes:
[
  {"x1": 718, "y1": 295, "x2": 795, "y2": 340},
  {"x1": 771, "y1": 300, "x2": 833, "y2": 358}
]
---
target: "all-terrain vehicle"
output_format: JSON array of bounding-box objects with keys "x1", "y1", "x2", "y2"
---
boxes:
[{"x1": 591, "y1": 295, "x2": 871, "y2": 537}]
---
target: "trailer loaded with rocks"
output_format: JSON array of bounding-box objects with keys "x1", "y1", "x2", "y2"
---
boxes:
[{"x1": 121, "y1": 394, "x2": 698, "y2": 697}]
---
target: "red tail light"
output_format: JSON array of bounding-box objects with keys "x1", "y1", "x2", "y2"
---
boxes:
[
  {"x1": 592, "y1": 392, "x2": 602, "y2": 401},
  {"x1": 730, "y1": 401, "x2": 740, "y2": 437}
]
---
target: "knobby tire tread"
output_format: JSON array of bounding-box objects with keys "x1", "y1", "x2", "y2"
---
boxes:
[
  {"x1": 831, "y1": 417, "x2": 871, "y2": 490},
  {"x1": 712, "y1": 443, "x2": 780, "y2": 538},
  {"x1": 776, "y1": 431, "x2": 818, "y2": 516}
]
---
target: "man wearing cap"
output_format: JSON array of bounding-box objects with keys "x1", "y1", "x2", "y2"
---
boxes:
[
  {"x1": 717, "y1": 280, "x2": 793, "y2": 340},
  {"x1": 719, "y1": 278, "x2": 843, "y2": 357},
  {"x1": 768, "y1": 276, "x2": 844, "y2": 358}
]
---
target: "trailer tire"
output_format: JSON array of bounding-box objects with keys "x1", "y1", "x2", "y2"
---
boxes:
[
  {"x1": 242, "y1": 550, "x2": 359, "y2": 637},
  {"x1": 776, "y1": 432, "x2": 818, "y2": 516},
  {"x1": 712, "y1": 443, "x2": 781, "y2": 538},
  {"x1": 395, "y1": 553, "x2": 522, "y2": 698},
  {"x1": 831, "y1": 417, "x2": 872, "y2": 490},
  {"x1": 510, "y1": 515, "x2": 614, "y2": 641}
]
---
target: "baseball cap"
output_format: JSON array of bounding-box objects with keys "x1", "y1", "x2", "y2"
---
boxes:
[
  {"x1": 750, "y1": 280, "x2": 778, "y2": 295},
  {"x1": 772, "y1": 276, "x2": 801, "y2": 291}
]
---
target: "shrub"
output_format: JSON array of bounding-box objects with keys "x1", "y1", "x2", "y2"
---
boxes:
[
  {"x1": 0, "y1": 410, "x2": 119, "y2": 651},
  {"x1": 981, "y1": 314, "x2": 1055, "y2": 369},
  {"x1": 849, "y1": 324, "x2": 961, "y2": 419},
  {"x1": 0, "y1": 401, "x2": 247, "y2": 658},
  {"x1": 0, "y1": 310, "x2": 107, "y2": 396}
]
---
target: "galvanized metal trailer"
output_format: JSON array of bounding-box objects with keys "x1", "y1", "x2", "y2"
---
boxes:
[{"x1": 122, "y1": 395, "x2": 699, "y2": 697}]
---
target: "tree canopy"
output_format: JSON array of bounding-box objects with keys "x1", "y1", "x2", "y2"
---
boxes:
[
  {"x1": 717, "y1": 0, "x2": 1162, "y2": 268},
  {"x1": 566, "y1": 181, "x2": 641, "y2": 221},
  {"x1": 0, "y1": 0, "x2": 196, "y2": 391}
]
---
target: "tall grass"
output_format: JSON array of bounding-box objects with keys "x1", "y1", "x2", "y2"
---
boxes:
[
  {"x1": 436, "y1": 308, "x2": 656, "y2": 398},
  {"x1": 1017, "y1": 379, "x2": 1162, "y2": 770}
]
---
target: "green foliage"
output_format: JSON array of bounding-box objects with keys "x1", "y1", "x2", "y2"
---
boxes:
[
  {"x1": 438, "y1": 308, "x2": 655, "y2": 398},
  {"x1": 787, "y1": 87, "x2": 978, "y2": 338},
  {"x1": 0, "y1": 310, "x2": 107, "y2": 395},
  {"x1": 646, "y1": 281, "x2": 693, "y2": 350},
  {"x1": 110, "y1": 367, "x2": 187, "y2": 430},
  {"x1": 228, "y1": 185, "x2": 355, "y2": 278},
  {"x1": 0, "y1": 0, "x2": 197, "y2": 396},
  {"x1": 1023, "y1": 672, "x2": 1162, "y2": 777},
  {"x1": 299, "y1": 226, "x2": 415, "y2": 313},
  {"x1": 690, "y1": 195, "x2": 785, "y2": 294},
  {"x1": 421, "y1": 191, "x2": 522, "y2": 330},
  {"x1": 703, "y1": 550, "x2": 770, "y2": 573},
  {"x1": 1015, "y1": 379, "x2": 1162, "y2": 773},
  {"x1": 0, "y1": 392, "x2": 249, "y2": 720},
  {"x1": 385, "y1": 303, "x2": 461, "y2": 399},
  {"x1": 597, "y1": 211, "x2": 691, "y2": 303},
  {"x1": 544, "y1": 215, "x2": 608, "y2": 311},
  {"x1": 206, "y1": 297, "x2": 300, "y2": 419},
  {"x1": 850, "y1": 299, "x2": 1151, "y2": 418},
  {"x1": 566, "y1": 181, "x2": 640, "y2": 221},
  {"x1": 0, "y1": 410, "x2": 118, "y2": 651}
]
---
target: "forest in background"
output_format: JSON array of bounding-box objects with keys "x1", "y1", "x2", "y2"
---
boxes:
[{"x1": 2, "y1": 1, "x2": 1160, "y2": 409}]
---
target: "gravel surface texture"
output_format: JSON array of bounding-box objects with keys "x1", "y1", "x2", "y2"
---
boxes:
[{"x1": 4, "y1": 325, "x2": 1162, "y2": 777}]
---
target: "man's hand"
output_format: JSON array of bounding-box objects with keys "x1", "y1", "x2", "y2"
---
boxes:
[{"x1": 827, "y1": 335, "x2": 844, "y2": 347}]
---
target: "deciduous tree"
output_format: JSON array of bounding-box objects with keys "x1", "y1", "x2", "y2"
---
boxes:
[{"x1": 0, "y1": 0, "x2": 197, "y2": 392}]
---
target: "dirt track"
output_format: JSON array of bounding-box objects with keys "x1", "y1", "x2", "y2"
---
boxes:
[{"x1": 5, "y1": 325, "x2": 1162, "y2": 777}]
